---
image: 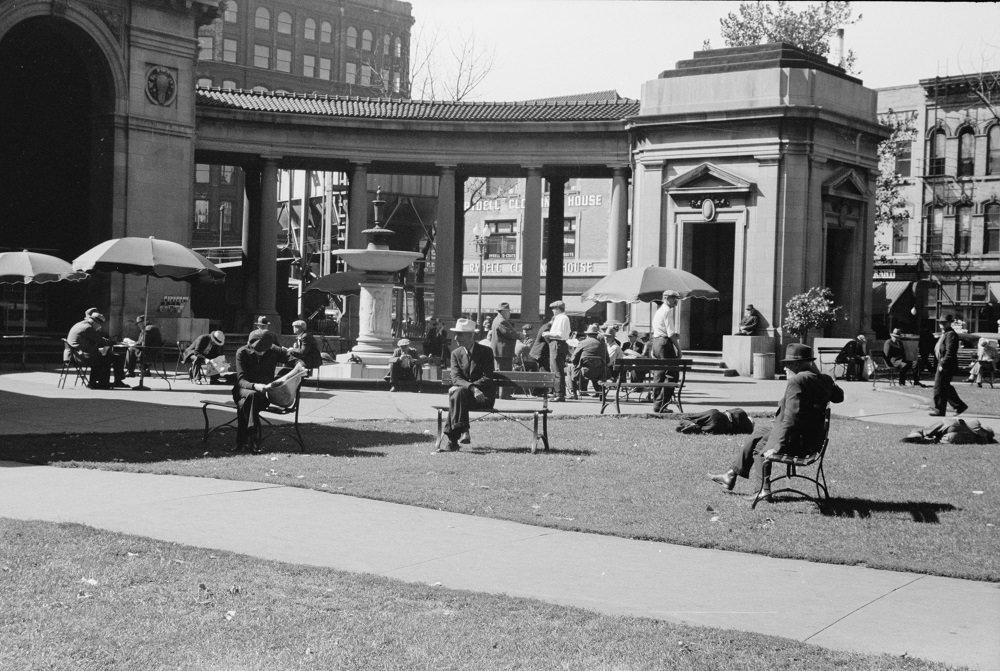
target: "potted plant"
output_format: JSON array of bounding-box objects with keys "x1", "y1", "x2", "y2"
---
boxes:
[{"x1": 784, "y1": 287, "x2": 842, "y2": 344}]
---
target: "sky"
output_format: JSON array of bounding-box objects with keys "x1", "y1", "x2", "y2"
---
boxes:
[{"x1": 407, "y1": 0, "x2": 1000, "y2": 101}]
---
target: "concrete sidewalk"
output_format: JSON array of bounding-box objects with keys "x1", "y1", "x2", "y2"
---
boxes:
[{"x1": 1, "y1": 367, "x2": 998, "y2": 669}]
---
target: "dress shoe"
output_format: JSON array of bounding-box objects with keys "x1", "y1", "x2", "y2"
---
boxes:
[
  {"x1": 389, "y1": 386, "x2": 398, "y2": 392},
  {"x1": 752, "y1": 490, "x2": 772, "y2": 504},
  {"x1": 928, "y1": 411, "x2": 945, "y2": 417},
  {"x1": 459, "y1": 431, "x2": 471, "y2": 445},
  {"x1": 955, "y1": 403, "x2": 969, "y2": 416},
  {"x1": 708, "y1": 471, "x2": 736, "y2": 491},
  {"x1": 570, "y1": 392, "x2": 579, "y2": 400},
  {"x1": 111, "y1": 381, "x2": 130, "y2": 388},
  {"x1": 553, "y1": 397, "x2": 566, "y2": 403}
]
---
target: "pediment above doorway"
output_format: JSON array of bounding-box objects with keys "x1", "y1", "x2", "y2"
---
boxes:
[
  {"x1": 822, "y1": 168, "x2": 869, "y2": 201},
  {"x1": 662, "y1": 162, "x2": 754, "y2": 195}
]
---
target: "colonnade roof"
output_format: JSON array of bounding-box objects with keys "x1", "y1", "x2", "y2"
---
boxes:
[{"x1": 195, "y1": 88, "x2": 640, "y2": 122}]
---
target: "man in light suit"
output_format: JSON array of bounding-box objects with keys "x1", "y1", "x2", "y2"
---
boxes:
[{"x1": 437, "y1": 318, "x2": 496, "y2": 452}]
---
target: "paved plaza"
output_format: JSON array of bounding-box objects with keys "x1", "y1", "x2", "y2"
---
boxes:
[{"x1": 1, "y1": 367, "x2": 998, "y2": 669}]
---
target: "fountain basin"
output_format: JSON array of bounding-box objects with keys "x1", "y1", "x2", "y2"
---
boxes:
[{"x1": 333, "y1": 249, "x2": 422, "y2": 272}]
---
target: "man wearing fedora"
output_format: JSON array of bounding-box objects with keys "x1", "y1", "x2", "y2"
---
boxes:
[
  {"x1": 930, "y1": 314, "x2": 967, "y2": 417},
  {"x1": 708, "y1": 343, "x2": 844, "y2": 502},
  {"x1": 650, "y1": 289, "x2": 682, "y2": 412},
  {"x1": 570, "y1": 323, "x2": 608, "y2": 399},
  {"x1": 437, "y1": 318, "x2": 496, "y2": 451},
  {"x1": 65, "y1": 308, "x2": 127, "y2": 389},
  {"x1": 883, "y1": 328, "x2": 914, "y2": 387},
  {"x1": 490, "y1": 302, "x2": 518, "y2": 399}
]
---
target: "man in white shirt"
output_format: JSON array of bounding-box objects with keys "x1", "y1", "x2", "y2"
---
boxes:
[
  {"x1": 649, "y1": 289, "x2": 682, "y2": 412},
  {"x1": 545, "y1": 300, "x2": 572, "y2": 401}
]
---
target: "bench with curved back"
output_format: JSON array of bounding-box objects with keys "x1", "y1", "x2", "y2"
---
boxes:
[{"x1": 753, "y1": 408, "x2": 832, "y2": 510}]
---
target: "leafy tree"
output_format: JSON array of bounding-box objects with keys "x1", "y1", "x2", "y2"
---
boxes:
[
  {"x1": 874, "y1": 109, "x2": 918, "y2": 260},
  {"x1": 784, "y1": 287, "x2": 842, "y2": 341},
  {"x1": 719, "y1": 1, "x2": 861, "y2": 73}
]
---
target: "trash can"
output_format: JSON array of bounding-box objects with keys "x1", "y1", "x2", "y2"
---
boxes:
[{"x1": 752, "y1": 352, "x2": 775, "y2": 380}]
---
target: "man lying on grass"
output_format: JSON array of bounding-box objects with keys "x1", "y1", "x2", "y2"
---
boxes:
[{"x1": 708, "y1": 343, "x2": 844, "y2": 502}]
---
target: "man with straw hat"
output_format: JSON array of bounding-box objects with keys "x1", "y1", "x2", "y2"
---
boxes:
[
  {"x1": 436, "y1": 318, "x2": 496, "y2": 452},
  {"x1": 184, "y1": 330, "x2": 227, "y2": 384}
]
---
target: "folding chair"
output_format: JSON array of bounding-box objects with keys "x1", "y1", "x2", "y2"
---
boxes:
[
  {"x1": 57, "y1": 339, "x2": 90, "y2": 389},
  {"x1": 753, "y1": 408, "x2": 832, "y2": 510},
  {"x1": 175, "y1": 341, "x2": 191, "y2": 378},
  {"x1": 868, "y1": 352, "x2": 897, "y2": 389}
]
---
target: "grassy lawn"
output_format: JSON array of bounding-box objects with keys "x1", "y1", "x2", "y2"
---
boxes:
[
  {"x1": 877, "y1": 380, "x2": 999, "y2": 417},
  {"x1": 0, "y1": 518, "x2": 960, "y2": 671},
  {"x1": 5, "y1": 415, "x2": 999, "y2": 582}
]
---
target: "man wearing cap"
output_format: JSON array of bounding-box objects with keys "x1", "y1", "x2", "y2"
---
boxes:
[
  {"x1": 285, "y1": 319, "x2": 322, "y2": 372},
  {"x1": 125, "y1": 315, "x2": 164, "y2": 378},
  {"x1": 490, "y1": 302, "x2": 519, "y2": 398},
  {"x1": 708, "y1": 344, "x2": 844, "y2": 501},
  {"x1": 232, "y1": 328, "x2": 294, "y2": 451},
  {"x1": 736, "y1": 304, "x2": 762, "y2": 336},
  {"x1": 570, "y1": 323, "x2": 608, "y2": 399},
  {"x1": 649, "y1": 290, "x2": 682, "y2": 412},
  {"x1": 883, "y1": 328, "x2": 914, "y2": 386},
  {"x1": 930, "y1": 314, "x2": 967, "y2": 417},
  {"x1": 65, "y1": 309, "x2": 127, "y2": 389},
  {"x1": 438, "y1": 318, "x2": 496, "y2": 451},
  {"x1": 387, "y1": 337, "x2": 422, "y2": 392},
  {"x1": 544, "y1": 300, "x2": 572, "y2": 401},
  {"x1": 184, "y1": 330, "x2": 227, "y2": 384}
]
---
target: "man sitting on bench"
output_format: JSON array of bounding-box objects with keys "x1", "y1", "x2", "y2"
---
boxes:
[
  {"x1": 438, "y1": 318, "x2": 496, "y2": 452},
  {"x1": 232, "y1": 325, "x2": 294, "y2": 452}
]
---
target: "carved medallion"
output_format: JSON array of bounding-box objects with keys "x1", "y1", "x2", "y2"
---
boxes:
[{"x1": 145, "y1": 66, "x2": 177, "y2": 107}]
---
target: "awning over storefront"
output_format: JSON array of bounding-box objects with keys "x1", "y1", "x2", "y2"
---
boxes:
[{"x1": 872, "y1": 280, "x2": 914, "y2": 315}]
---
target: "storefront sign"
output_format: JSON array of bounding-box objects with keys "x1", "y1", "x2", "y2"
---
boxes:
[
  {"x1": 468, "y1": 194, "x2": 604, "y2": 212},
  {"x1": 874, "y1": 269, "x2": 896, "y2": 280},
  {"x1": 464, "y1": 259, "x2": 608, "y2": 275}
]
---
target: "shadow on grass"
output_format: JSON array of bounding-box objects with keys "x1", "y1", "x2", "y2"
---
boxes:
[
  {"x1": 463, "y1": 445, "x2": 595, "y2": 456},
  {"x1": 4, "y1": 424, "x2": 429, "y2": 465},
  {"x1": 819, "y1": 497, "x2": 958, "y2": 523}
]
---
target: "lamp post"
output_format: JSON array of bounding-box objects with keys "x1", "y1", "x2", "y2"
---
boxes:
[{"x1": 471, "y1": 222, "x2": 490, "y2": 325}]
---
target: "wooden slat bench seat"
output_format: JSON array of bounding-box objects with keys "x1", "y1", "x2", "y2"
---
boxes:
[
  {"x1": 598, "y1": 358, "x2": 692, "y2": 414},
  {"x1": 434, "y1": 370, "x2": 560, "y2": 454}
]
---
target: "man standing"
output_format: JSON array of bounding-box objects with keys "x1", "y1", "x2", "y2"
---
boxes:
[
  {"x1": 708, "y1": 344, "x2": 844, "y2": 502},
  {"x1": 930, "y1": 314, "x2": 967, "y2": 417},
  {"x1": 437, "y1": 318, "x2": 496, "y2": 452},
  {"x1": 490, "y1": 302, "x2": 518, "y2": 398},
  {"x1": 883, "y1": 328, "x2": 913, "y2": 387},
  {"x1": 649, "y1": 289, "x2": 682, "y2": 413},
  {"x1": 544, "y1": 300, "x2": 572, "y2": 402}
]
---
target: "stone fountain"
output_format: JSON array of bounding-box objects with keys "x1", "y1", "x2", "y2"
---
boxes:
[{"x1": 330, "y1": 188, "x2": 422, "y2": 375}]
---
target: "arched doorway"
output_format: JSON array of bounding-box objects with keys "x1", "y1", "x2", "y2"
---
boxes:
[{"x1": 0, "y1": 16, "x2": 117, "y2": 333}]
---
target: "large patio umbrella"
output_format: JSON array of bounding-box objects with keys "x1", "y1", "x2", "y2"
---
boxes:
[
  {"x1": 303, "y1": 270, "x2": 366, "y2": 296},
  {"x1": 72, "y1": 236, "x2": 225, "y2": 390},
  {"x1": 0, "y1": 250, "x2": 88, "y2": 365},
  {"x1": 581, "y1": 265, "x2": 720, "y2": 303}
]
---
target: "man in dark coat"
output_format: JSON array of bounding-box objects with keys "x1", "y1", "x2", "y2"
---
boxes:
[
  {"x1": 708, "y1": 344, "x2": 844, "y2": 502},
  {"x1": 423, "y1": 317, "x2": 447, "y2": 361},
  {"x1": 125, "y1": 315, "x2": 164, "y2": 377},
  {"x1": 184, "y1": 330, "x2": 226, "y2": 383},
  {"x1": 735, "y1": 304, "x2": 762, "y2": 336},
  {"x1": 232, "y1": 328, "x2": 293, "y2": 451},
  {"x1": 286, "y1": 319, "x2": 322, "y2": 371},
  {"x1": 528, "y1": 319, "x2": 552, "y2": 372},
  {"x1": 570, "y1": 323, "x2": 608, "y2": 399},
  {"x1": 490, "y1": 302, "x2": 518, "y2": 398},
  {"x1": 677, "y1": 408, "x2": 754, "y2": 434},
  {"x1": 437, "y1": 318, "x2": 496, "y2": 452},
  {"x1": 65, "y1": 309, "x2": 126, "y2": 389},
  {"x1": 929, "y1": 314, "x2": 967, "y2": 417},
  {"x1": 883, "y1": 328, "x2": 913, "y2": 387}
]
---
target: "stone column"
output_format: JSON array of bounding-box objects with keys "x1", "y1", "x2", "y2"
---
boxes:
[
  {"x1": 348, "y1": 162, "x2": 369, "y2": 250},
  {"x1": 521, "y1": 168, "x2": 543, "y2": 321},
  {"x1": 352, "y1": 280, "x2": 396, "y2": 355},
  {"x1": 545, "y1": 176, "x2": 567, "y2": 308},
  {"x1": 607, "y1": 166, "x2": 630, "y2": 324},
  {"x1": 241, "y1": 164, "x2": 262, "y2": 326},
  {"x1": 257, "y1": 157, "x2": 280, "y2": 329},
  {"x1": 434, "y1": 165, "x2": 457, "y2": 320},
  {"x1": 454, "y1": 173, "x2": 467, "y2": 318}
]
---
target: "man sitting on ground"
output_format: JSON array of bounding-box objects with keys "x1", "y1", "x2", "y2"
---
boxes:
[
  {"x1": 437, "y1": 318, "x2": 496, "y2": 452},
  {"x1": 708, "y1": 344, "x2": 843, "y2": 503}
]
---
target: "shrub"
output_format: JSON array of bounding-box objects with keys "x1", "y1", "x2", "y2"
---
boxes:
[{"x1": 784, "y1": 287, "x2": 842, "y2": 341}]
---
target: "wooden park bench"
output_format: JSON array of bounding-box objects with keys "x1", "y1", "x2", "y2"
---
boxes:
[
  {"x1": 434, "y1": 370, "x2": 561, "y2": 454},
  {"x1": 598, "y1": 357, "x2": 692, "y2": 414}
]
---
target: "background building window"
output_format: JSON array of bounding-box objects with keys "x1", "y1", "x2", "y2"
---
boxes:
[
  {"x1": 223, "y1": 38, "x2": 237, "y2": 63},
  {"x1": 485, "y1": 221, "x2": 518, "y2": 258},
  {"x1": 394, "y1": 37, "x2": 402, "y2": 58},
  {"x1": 383, "y1": 35, "x2": 390, "y2": 55},
  {"x1": 380, "y1": 68, "x2": 389, "y2": 89},
  {"x1": 198, "y1": 36, "x2": 213, "y2": 61},
  {"x1": 223, "y1": 0, "x2": 237, "y2": 23},
  {"x1": 254, "y1": 7, "x2": 270, "y2": 30},
  {"x1": 360, "y1": 65, "x2": 371, "y2": 86},
  {"x1": 221, "y1": 165, "x2": 235, "y2": 184},
  {"x1": 955, "y1": 205, "x2": 972, "y2": 254},
  {"x1": 253, "y1": 44, "x2": 269, "y2": 69},
  {"x1": 958, "y1": 127, "x2": 975, "y2": 177},
  {"x1": 985, "y1": 203, "x2": 1000, "y2": 254},
  {"x1": 194, "y1": 199, "x2": 210, "y2": 230},
  {"x1": 393, "y1": 72, "x2": 401, "y2": 93},
  {"x1": 195, "y1": 164, "x2": 210, "y2": 183},
  {"x1": 197, "y1": 77, "x2": 213, "y2": 88},
  {"x1": 928, "y1": 129, "x2": 946, "y2": 176},
  {"x1": 345, "y1": 62, "x2": 357, "y2": 84},
  {"x1": 318, "y1": 58, "x2": 331, "y2": 81},
  {"x1": 892, "y1": 219, "x2": 909, "y2": 255},
  {"x1": 346, "y1": 26, "x2": 357, "y2": 48},
  {"x1": 303, "y1": 54, "x2": 315, "y2": 78},
  {"x1": 926, "y1": 207, "x2": 943, "y2": 254},
  {"x1": 894, "y1": 139, "x2": 912, "y2": 177},
  {"x1": 276, "y1": 11, "x2": 292, "y2": 34},
  {"x1": 988, "y1": 126, "x2": 1000, "y2": 175},
  {"x1": 223, "y1": 80, "x2": 236, "y2": 90},
  {"x1": 542, "y1": 218, "x2": 577, "y2": 258},
  {"x1": 320, "y1": 21, "x2": 332, "y2": 43},
  {"x1": 304, "y1": 18, "x2": 315, "y2": 40},
  {"x1": 276, "y1": 48, "x2": 291, "y2": 73},
  {"x1": 361, "y1": 30, "x2": 372, "y2": 51},
  {"x1": 220, "y1": 201, "x2": 233, "y2": 231}
]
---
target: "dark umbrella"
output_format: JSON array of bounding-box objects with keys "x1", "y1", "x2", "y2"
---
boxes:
[
  {"x1": 73, "y1": 236, "x2": 225, "y2": 390},
  {"x1": 303, "y1": 270, "x2": 366, "y2": 296},
  {"x1": 0, "y1": 250, "x2": 88, "y2": 365}
]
